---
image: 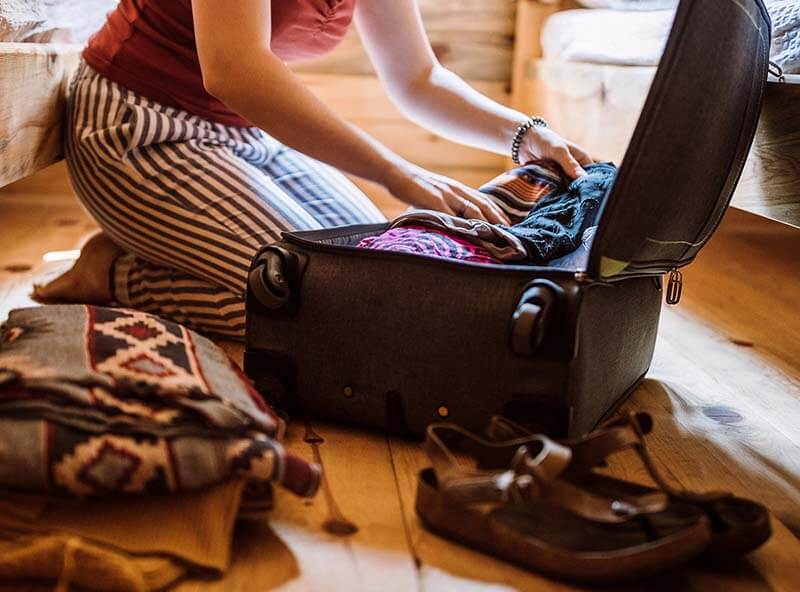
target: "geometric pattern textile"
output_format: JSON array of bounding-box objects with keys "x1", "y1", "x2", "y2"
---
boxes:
[{"x1": 0, "y1": 305, "x2": 319, "y2": 499}]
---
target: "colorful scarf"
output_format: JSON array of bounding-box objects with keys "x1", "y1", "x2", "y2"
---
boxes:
[{"x1": 0, "y1": 305, "x2": 319, "y2": 499}]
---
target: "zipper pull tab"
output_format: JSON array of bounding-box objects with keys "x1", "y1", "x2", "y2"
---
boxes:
[
  {"x1": 666, "y1": 268, "x2": 683, "y2": 305},
  {"x1": 769, "y1": 61, "x2": 785, "y2": 83}
]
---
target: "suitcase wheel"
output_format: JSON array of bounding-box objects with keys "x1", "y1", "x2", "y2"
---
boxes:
[
  {"x1": 248, "y1": 248, "x2": 293, "y2": 310},
  {"x1": 511, "y1": 283, "x2": 558, "y2": 355}
]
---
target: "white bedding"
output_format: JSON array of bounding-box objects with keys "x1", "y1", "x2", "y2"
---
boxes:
[
  {"x1": 576, "y1": 0, "x2": 676, "y2": 9},
  {"x1": 0, "y1": 0, "x2": 48, "y2": 42},
  {"x1": 0, "y1": 0, "x2": 117, "y2": 43},
  {"x1": 542, "y1": 1, "x2": 800, "y2": 74},
  {"x1": 770, "y1": 1, "x2": 800, "y2": 75},
  {"x1": 541, "y1": 9, "x2": 674, "y2": 67}
]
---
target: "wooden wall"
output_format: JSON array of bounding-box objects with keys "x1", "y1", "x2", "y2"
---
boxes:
[{"x1": 293, "y1": 0, "x2": 516, "y2": 82}]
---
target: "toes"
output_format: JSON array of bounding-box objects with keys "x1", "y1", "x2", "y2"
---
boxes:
[
  {"x1": 30, "y1": 273, "x2": 78, "y2": 303},
  {"x1": 30, "y1": 280, "x2": 61, "y2": 303}
]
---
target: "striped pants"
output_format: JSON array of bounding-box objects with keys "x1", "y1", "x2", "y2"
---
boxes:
[{"x1": 65, "y1": 62, "x2": 386, "y2": 339}]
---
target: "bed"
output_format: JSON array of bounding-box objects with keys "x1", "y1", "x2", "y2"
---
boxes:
[
  {"x1": 0, "y1": 0, "x2": 115, "y2": 187},
  {"x1": 512, "y1": 0, "x2": 800, "y2": 228},
  {"x1": 0, "y1": 43, "x2": 80, "y2": 187}
]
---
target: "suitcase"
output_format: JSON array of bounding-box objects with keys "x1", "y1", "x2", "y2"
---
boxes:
[{"x1": 244, "y1": 0, "x2": 771, "y2": 437}]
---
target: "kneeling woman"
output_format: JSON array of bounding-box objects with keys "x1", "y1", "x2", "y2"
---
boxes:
[{"x1": 38, "y1": 0, "x2": 591, "y2": 339}]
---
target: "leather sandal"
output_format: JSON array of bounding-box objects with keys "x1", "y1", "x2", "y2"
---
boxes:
[
  {"x1": 415, "y1": 423, "x2": 712, "y2": 582},
  {"x1": 486, "y1": 412, "x2": 771, "y2": 557}
]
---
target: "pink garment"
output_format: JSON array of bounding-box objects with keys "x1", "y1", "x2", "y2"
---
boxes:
[{"x1": 357, "y1": 226, "x2": 502, "y2": 265}]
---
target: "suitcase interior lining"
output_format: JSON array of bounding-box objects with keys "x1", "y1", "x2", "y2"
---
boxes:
[{"x1": 296, "y1": 226, "x2": 589, "y2": 273}]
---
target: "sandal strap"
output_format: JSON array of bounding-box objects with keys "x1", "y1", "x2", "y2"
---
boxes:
[
  {"x1": 486, "y1": 415, "x2": 532, "y2": 441},
  {"x1": 570, "y1": 413, "x2": 730, "y2": 501},
  {"x1": 489, "y1": 413, "x2": 656, "y2": 479},
  {"x1": 568, "y1": 416, "x2": 648, "y2": 478},
  {"x1": 489, "y1": 413, "x2": 730, "y2": 503},
  {"x1": 424, "y1": 423, "x2": 668, "y2": 524},
  {"x1": 423, "y1": 423, "x2": 560, "y2": 489},
  {"x1": 487, "y1": 414, "x2": 647, "y2": 478},
  {"x1": 509, "y1": 444, "x2": 668, "y2": 522}
]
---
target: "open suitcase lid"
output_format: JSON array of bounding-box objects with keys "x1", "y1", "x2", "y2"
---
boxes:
[{"x1": 587, "y1": 0, "x2": 772, "y2": 281}]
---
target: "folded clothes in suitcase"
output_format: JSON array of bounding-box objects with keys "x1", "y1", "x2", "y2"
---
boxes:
[{"x1": 244, "y1": 0, "x2": 772, "y2": 437}]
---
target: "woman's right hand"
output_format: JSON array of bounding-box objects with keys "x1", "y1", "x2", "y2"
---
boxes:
[{"x1": 383, "y1": 161, "x2": 511, "y2": 225}]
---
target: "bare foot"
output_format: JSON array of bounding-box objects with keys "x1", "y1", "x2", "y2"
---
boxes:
[{"x1": 32, "y1": 232, "x2": 124, "y2": 304}]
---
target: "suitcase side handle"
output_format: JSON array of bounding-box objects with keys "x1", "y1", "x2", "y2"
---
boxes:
[{"x1": 511, "y1": 281, "x2": 561, "y2": 356}]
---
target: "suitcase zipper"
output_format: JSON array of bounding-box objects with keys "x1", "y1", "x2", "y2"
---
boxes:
[
  {"x1": 282, "y1": 232, "x2": 569, "y2": 276},
  {"x1": 769, "y1": 61, "x2": 785, "y2": 83},
  {"x1": 574, "y1": 272, "x2": 590, "y2": 283},
  {"x1": 666, "y1": 268, "x2": 683, "y2": 305}
]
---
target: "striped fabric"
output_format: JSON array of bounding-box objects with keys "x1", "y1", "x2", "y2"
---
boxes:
[
  {"x1": 479, "y1": 164, "x2": 562, "y2": 223},
  {"x1": 65, "y1": 61, "x2": 385, "y2": 339}
]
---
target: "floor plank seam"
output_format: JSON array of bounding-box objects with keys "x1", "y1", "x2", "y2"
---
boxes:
[{"x1": 386, "y1": 436, "x2": 425, "y2": 592}]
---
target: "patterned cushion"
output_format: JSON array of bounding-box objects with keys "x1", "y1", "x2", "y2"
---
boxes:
[{"x1": 0, "y1": 305, "x2": 320, "y2": 499}]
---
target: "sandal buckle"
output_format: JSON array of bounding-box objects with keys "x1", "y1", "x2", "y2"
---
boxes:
[
  {"x1": 611, "y1": 500, "x2": 637, "y2": 518},
  {"x1": 503, "y1": 473, "x2": 539, "y2": 504}
]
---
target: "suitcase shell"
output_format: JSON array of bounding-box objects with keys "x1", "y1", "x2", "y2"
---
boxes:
[{"x1": 244, "y1": 0, "x2": 771, "y2": 437}]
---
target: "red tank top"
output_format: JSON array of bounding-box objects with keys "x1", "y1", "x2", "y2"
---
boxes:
[{"x1": 83, "y1": 1, "x2": 356, "y2": 127}]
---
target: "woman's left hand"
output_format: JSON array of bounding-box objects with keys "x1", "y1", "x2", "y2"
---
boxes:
[{"x1": 518, "y1": 126, "x2": 594, "y2": 179}]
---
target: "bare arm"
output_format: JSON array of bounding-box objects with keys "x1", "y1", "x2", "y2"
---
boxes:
[
  {"x1": 355, "y1": 0, "x2": 592, "y2": 178},
  {"x1": 191, "y1": 0, "x2": 508, "y2": 223}
]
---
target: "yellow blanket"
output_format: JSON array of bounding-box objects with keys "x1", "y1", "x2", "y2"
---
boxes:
[{"x1": 0, "y1": 479, "x2": 247, "y2": 592}]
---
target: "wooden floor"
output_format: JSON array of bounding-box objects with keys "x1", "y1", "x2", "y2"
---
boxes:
[{"x1": 1, "y1": 177, "x2": 799, "y2": 591}]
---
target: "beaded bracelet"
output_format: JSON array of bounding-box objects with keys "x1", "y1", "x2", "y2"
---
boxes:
[{"x1": 511, "y1": 116, "x2": 549, "y2": 165}]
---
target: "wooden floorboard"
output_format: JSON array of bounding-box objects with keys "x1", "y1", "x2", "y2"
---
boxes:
[
  {"x1": 0, "y1": 191, "x2": 96, "y2": 320},
  {"x1": 177, "y1": 422, "x2": 421, "y2": 592},
  {"x1": 1, "y1": 187, "x2": 799, "y2": 590}
]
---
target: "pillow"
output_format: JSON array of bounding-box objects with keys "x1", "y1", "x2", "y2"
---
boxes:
[
  {"x1": 0, "y1": 0, "x2": 47, "y2": 42},
  {"x1": 0, "y1": 0, "x2": 117, "y2": 43}
]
